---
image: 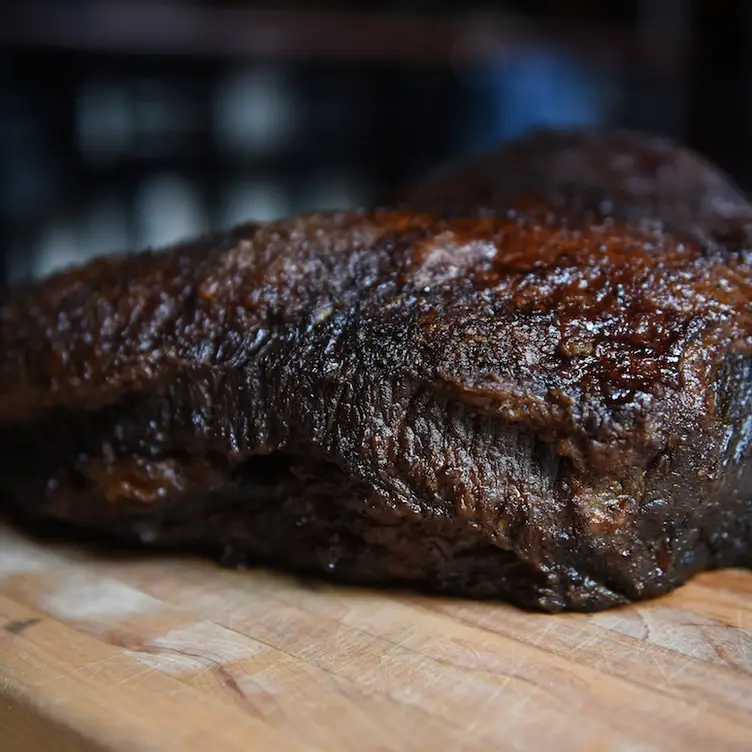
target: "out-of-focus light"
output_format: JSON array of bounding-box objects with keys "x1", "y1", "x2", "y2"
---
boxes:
[
  {"x1": 213, "y1": 67, "x2": 297, "y2": 156},
  {"x1": 219, "y1": 179, "x2": 290, "y2": 226},
  {"x1": 134, "y1": 174, "x2": 208, "y2": 249},
  {"x1": 452, "y1": 44, "x2": 612, "y2": 154},
  {"x1": 33, "y1": 222, "x2": 84, "y2": 278}
]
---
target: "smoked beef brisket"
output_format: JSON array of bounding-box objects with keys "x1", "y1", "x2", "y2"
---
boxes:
[{"x1": 1, "y1": 131, "x2": 752, "y2": 612}]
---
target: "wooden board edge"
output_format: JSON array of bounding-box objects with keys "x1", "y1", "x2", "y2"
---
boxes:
[{"x1": 0, "y1": 684, "x2": 111, "y2": 752}]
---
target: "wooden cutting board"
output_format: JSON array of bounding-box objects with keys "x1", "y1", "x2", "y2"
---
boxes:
[{"x1": 0, "y1": 522, "x2": 751, "y2": 752}]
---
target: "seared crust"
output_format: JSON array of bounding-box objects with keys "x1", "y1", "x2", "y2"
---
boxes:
[
  {"x1": 3, "y1": 212, "x2": 750, "y2": 456},
  {"x1": 2, "y1": 133, "x2": 752, "y2": 612}
]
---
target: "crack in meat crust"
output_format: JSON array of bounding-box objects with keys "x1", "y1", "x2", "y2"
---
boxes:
[{"x1": 2, "y1": 133, "x2": 752, "y2": 611}]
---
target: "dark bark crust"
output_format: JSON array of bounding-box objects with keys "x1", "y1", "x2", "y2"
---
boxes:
[{"x1": 2, "y1": 129, "x2": 752, "y2": 611}]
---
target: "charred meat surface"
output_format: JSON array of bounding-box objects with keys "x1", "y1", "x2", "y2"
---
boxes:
[
  {"x1": 395, "y1": 128, "x2": 752, "y2": 248},
  {"x1": 1, "y1": 206, "x2": 752, "y2": 612}
]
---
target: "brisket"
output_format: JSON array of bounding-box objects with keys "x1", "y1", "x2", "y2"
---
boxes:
[
  {"x1": 395, "y1": 128, "x2": 752, "y2": 248},
  {"x1": 2, "y1": 135, "x2": 752, "y2": 612}
]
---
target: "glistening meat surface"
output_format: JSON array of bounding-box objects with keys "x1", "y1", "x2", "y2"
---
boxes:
[{"x1": 1, "y1": 209, "x2": 751, "y2": 611}]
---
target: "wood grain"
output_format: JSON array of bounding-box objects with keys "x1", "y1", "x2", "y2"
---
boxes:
[{"x1": 0, "y1": 523, "x2": 750, "y2": 752}]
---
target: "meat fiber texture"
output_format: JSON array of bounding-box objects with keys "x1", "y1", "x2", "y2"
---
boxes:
[{"x1": 1, "y1": 129, "x2": 752, "y2": 612}]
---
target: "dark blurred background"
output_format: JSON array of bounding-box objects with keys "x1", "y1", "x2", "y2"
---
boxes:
[{"x1": 0, "y1": 1, "x2": 748, "y2": 282}]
